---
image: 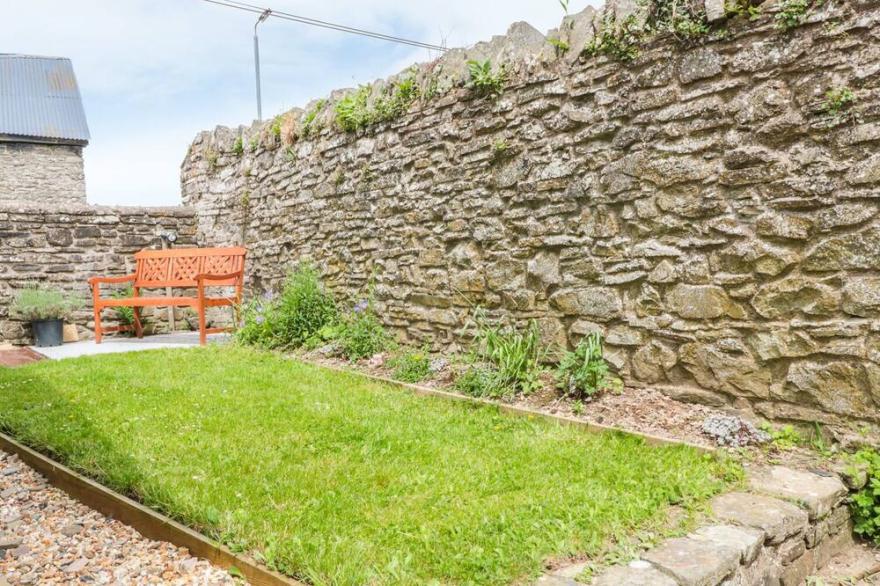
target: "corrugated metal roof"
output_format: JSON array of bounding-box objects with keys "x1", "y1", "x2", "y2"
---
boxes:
[{"x1": 0, "y1": 54, "x2": 90, "y2": 144}]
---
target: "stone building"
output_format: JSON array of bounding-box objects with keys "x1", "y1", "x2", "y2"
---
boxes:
[{"x1": 0, "y1": 54, "x2": 90, "y2": 205}]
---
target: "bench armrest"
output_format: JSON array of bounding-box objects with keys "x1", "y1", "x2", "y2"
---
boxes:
[
  {"x1": 195, "y1": 271, "x2": 243, "y2": 283},
  {"x1": 88, "y1": 274, "x2": 136, "y2": 286}
]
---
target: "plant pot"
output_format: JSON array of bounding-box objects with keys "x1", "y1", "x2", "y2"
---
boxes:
[{"x1": 31, "y1": 319, "x2": 64, "y2": 347}]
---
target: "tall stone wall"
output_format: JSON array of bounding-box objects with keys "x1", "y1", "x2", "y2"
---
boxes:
[
  {"x1": 181, "y1": 0, "x2": 880, "y2": 435},
  {"x1": 0, "y1": 143, "x2": 87, "y2": 205},
  {"x1": 0, "y1": 204, "x2": 197, "y2": 344}
]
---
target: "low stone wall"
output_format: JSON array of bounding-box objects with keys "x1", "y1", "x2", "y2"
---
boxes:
[
  {"x1": 0, "y1": 143, "x2": 86, "y2": 206},
  {"x1": 574, "y1": 466, "x2": 858, "y2": 586},
  {"x1": 181, "y1": 0, "x2": 880, "y2": 438},
  {"x1": 0, "y1": 204, "x2": 197, "y2": 344}
]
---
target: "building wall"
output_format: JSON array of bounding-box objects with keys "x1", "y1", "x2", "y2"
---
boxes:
[
  {"x1": 0, "y1": 203, "x2": 198, "y2": 344},
  {"x1": 181, "y1": 1, "x2": 880, "y2": 434},
  {"x1": 0, "y1": 142, "x2": 87, "y2": 205}
]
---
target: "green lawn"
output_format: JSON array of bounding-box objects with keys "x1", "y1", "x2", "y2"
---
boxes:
[{"x1": 0, "y1": 347, "x2": 735, "y2": 585}]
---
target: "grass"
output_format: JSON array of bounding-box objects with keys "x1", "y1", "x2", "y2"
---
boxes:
[{"x1": 0, "y1": 347, "x2": 735, "y2": 585}]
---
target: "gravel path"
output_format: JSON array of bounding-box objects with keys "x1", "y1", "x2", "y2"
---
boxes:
[{"x1": 0, "y1": 450, "x2": 237, "y2": 585}]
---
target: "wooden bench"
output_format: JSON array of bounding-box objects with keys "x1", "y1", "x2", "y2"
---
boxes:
[{"x1": 88, "y1": 247, "x2": 246, "y2": 346}]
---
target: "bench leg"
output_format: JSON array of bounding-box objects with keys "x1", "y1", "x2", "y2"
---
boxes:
[
  {"x1": 133, "y1": 307, "x2": 144, "y2": 338},
  {"x1": 198, "y1": 306, "x2": 207, "y2": 346},
  {"x1": 93, "y1": 305, "x2": 103, "y2": 344}
]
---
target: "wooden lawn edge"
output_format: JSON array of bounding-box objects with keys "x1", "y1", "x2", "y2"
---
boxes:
[{"x1": 0, "y1": 432, "x2": 303, "y2": 586}]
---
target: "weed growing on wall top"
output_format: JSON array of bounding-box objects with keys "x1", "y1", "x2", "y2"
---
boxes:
[
  {"x1": 774, "y1": 0, "x2": 813, "y2": 30},
  {"x1": 300, "y1": 99, "x2": 326, "y2": 138},
  {"x1": 584, "y1": 13, "x2": 643, "y2": 62},
  {"x1": 466, "y1": 60, "x2": 506, "y2": 98},
  {"x1": 232, "y1": 137, "x2": 244, "y2": 156},
  {"x1": 645, "y1": 0, "x2": 711, "y2": 42}
]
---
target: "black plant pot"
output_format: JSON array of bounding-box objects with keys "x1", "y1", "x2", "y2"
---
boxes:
[{"x1": 31, "y1": 319, "x2": 64, "y2": 347}]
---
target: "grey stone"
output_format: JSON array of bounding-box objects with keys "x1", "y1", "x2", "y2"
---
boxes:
[
  {"x1": 592, "y1": 562, "x2": 677, "y2": 586},
  {"x1": 748, "y1": 466, "x2": 847, "y2": 521},
  {"x1": 783, "y1": 361, "x2": 877, "y2": 418},
  {"x1": 842, "y1": 277, "x2": 880, "y2": 317},
  {"x1": 679, "y1": 49, "x2": 723, "y2": 84},
  {"x1": 710, "y1": 492, "x2": 808, "y2": 544},
  {"x1": 0, "y1": 535, "x2": 22, "y2": 552},
  {"x1": 846, "y1": 153, "x2": 880, "y2": 185},
  {"x1": 666, "y1": 284, "x2": 738, "y2": 320},
  {"x1": 691, "y1": 524, "x2": 765, "y2": 564},
  {"x1": 704, "y1": 0, "x2": 727, "y2": 22},
  {"x1": 60, "y1": 522, "x2": 84, "y2": 537},
  {"x1": 750, "y1": 277, "x2": 839, "y2": 319},
  {"x1": 550, "y1": 287, "x2": 622, "y2": 321},
  {"x1": 643, "y1": 535, "x2": 740, "y2": 586}
]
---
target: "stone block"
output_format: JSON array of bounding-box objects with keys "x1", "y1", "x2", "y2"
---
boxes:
[
  {"x1": 592, "y1": 561, "x2": 677, "y2": 586},
  {"x1": 711, "y1": 492, "x2": 808, "y2": 544},
  {"x1": 643, "y1": 535, "x2": 741, "y2": 586},
  {"x1": 748, "y1": 466, "x2": 848, "y2": 521},
  {"x1": 692, "y1": 524, "x2": 765, "y2": 564}
]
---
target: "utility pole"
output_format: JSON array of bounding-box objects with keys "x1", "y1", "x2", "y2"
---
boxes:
[{"x1": 254, "y1": 9, "x2": 271, "y2": 121}]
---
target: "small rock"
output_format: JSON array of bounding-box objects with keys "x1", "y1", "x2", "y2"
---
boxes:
[
  {"x1": 0, "y1": 466, "x2": 19, "y2": 476},
  {"x1": 64, "y1": 558, "x2": 89, "y2": 573},
  {"x1": 0, "y1": 535, "x2": 23, "y2": 552},
  {"x1": 60, "y1": 522, "x2": 84, "y2": 537}
]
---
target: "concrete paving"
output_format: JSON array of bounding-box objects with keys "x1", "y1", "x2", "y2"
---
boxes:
[{"x1": 30, "y1": 332, "x2": 229, "y2": 361}]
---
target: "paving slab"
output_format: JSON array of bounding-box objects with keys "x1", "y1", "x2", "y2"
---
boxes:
[
  {"x1": 749, "y1": 466, "x2": 848, "y2": 520},
  {"x1": 711, "y1": 492, "x2": 808, "y2": 544},
  {"x1": 30, "y1": 332, "x2": 229, "y2": 361},
  {"x1": 643, "y1": 535, "x2": 741, "y2": 586},
  {"x1": 592, "y1": 561, "x2": 677, "y2": 586}
]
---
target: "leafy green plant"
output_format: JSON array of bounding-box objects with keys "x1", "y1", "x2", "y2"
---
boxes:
[
  {"x1": 389, "y1": 348, "x2": 432, "y2": 383},
  {"x1": 270, "y1": 116, "x2": 283, "y2": 138},
  {"x1": 235, "y1": 264, "x2": 337, "y2": 349},
  {"x1": 822, "y1": 86, "x2": 856, "y2": 121},
  {"x1": 491, "y1": 138, "x2": 512, "y2": 164},
  {"x1": 335, "y1": 86, "x2": 372, "y2": 132},
  {"x1": 850, "y1": 448, "x2": 880, "y2": 545},
  {"x1": 548, "y1": 37, "x2": 570, "y2": 55},
  {"x1": 466, "y1": 60, "x2": 506, "y2": 98},
  {"x1": 469, "y1": 310, "x2": 544, "y2": 395},
  {"x1": 111, "y1": 285, "x2": 135, "y2": 331},
  {"x1": 249, "y1": 136, "x2": 259, "y2": 152},
  {"x1": 584, "y1": 13, "x2": 642, "y2": 62},
  {"x1": 454, "y1": 363, "x2": 505, "y2": 398},
  {"x1": 645, "y1": 0, "x2": 711, "y2": 41},
  {"x1": 758, "y1": 422, "x2": 802, "y2": 450},
  {"x1": 232, "y1": 137, "x2": 244, "y2": 156},
  {"x1": 301, "y1": 99, "x2": 326, "y2": 138},
  {"x1": 556, "y1": 333, "x2": 620, "y2": 400},
  {"x1": 775, "y1": 0, "x2": 812, "y2": 31},
  {"x1": 725, "y1": 0, "x2": 762, "y2": 20},
  {"x1": 205, "y1": 148, "x2": 218, "y2": 171},
  {"x1": 10, "y1": 285, "x2": 81, "y2": 321},
  {"x1": 338, "y1": 299, "x2": 390, "y2": 361}
]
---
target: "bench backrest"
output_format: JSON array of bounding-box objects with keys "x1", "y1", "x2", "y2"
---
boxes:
[{"x1": 133, "y1": 247, "x2": 246, "y2": 288}]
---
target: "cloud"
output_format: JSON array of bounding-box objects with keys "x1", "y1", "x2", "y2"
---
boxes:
[{"x1": 0, "y1": 0, "x2": 596, "y2": 205}]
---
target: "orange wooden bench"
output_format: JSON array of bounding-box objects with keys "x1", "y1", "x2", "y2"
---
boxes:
[{"x1": 88, "y1": 247, "x2": 246, "y2": 346}]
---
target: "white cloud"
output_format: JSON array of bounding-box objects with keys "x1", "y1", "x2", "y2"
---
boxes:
[{"x1": 0, "y1": 0, "x2": 597, "y2": 206}]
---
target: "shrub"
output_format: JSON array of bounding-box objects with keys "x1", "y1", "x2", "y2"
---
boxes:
[
  {"x1": 469, "y1": 311, "x2": 544, "y2": 395},
  {"x1": 466, "y1": 60, "x2": 506, "y2": 98},
  {"x1": 556, "y1": 333, "x2": 619, "y2": 400},
  {"x1": 232, "y1": 137, "x2": 244, "y2": 156},
  {"x1": 389, "y1": 348, "x2": 432, "y2": 383},
  {"x1": 338, "y1": 300, "x2": 389, "y2": 361},
  {"x1": 10, "y1": 285, "x2": 81, "y2": 321},
  {"x1": 645, "y1": 0, "x2": 711, "y2": 41},
  {"x1": 335, "y1": 86, "x2": 372, "y2": 132},
  {"x1": 235, "y1": 264, "x2": 337, "y2": 349},
  {"x1": 850, "y1": 449, "x2": 880, "y2": 545}
]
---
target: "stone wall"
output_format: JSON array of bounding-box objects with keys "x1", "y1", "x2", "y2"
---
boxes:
[
  {"x1": 181, "y1": 0, "x2": 880, "y2": 436},
  {"x1": 0, "y1": 204, "x2": 197, "y2": 344},
  {"x1": 0, "y1": 143, "x2": 87, "y2": 205}
]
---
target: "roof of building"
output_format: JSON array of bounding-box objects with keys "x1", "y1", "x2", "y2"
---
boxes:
[{"x1": 0, "y1": 54, "x2": 90, "y2": 145}]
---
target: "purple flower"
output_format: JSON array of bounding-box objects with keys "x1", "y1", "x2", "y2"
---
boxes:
[
  {"x1": 262, "y1": 290, "x2": 275, "y2": 301},
  {"x1": 353, "y1": 300, "x2": 369, "y2": 314},
  {"x1": 255, "y1": 315, "x2": 265, "y2": 325}
]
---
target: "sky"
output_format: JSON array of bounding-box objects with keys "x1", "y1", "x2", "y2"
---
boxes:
[{"x1": 1, "y1": 0, "x2": 595, "y2": 206}]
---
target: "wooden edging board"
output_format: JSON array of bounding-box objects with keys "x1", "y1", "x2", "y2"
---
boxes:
[
  {"x1": 0, "y1": 432, "x2": 302, "y2": 586},
  {"x1": 298, "y1": 358, "x2": 714, "y2": 454}
]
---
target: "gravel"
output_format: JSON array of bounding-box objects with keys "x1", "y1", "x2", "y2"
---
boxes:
[
  {"x1": 702, "y1": 415, "x2": 770, "y2": 447},
  {"x1": 0, "y1": 450, "x2": 238, "y2": 585}
]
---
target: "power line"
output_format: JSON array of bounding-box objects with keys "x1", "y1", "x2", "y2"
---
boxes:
[{"x1": 202, "y1": 0, "x2": 449, "y2": 52}]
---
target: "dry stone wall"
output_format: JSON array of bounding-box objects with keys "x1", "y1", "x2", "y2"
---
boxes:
[
  {"x1": 0, "y1": 143, "x2": 87, "y2": 206},
  {"x1": 182, "y1": 0, "x2": 880, "y2": 437},
  {"x1": 0, "y1": 204, "x2": 197, "y2": 344}
]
